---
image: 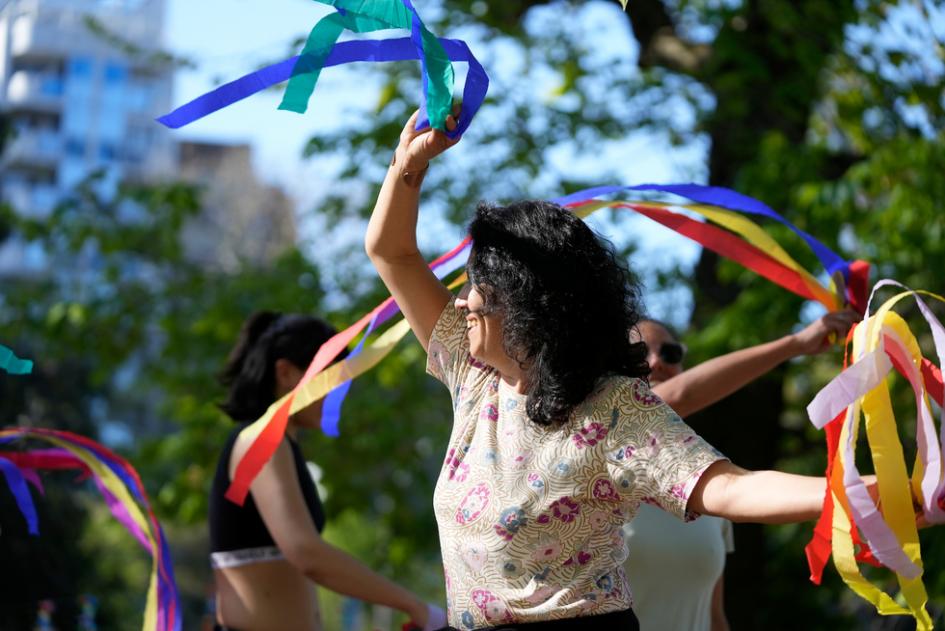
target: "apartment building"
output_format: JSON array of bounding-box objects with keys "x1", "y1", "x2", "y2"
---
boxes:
[{"x1": 0, "y1": 0, "x2": 176, "y2": 273}]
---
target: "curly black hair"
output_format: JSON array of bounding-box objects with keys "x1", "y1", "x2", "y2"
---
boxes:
[
  {"x1": 467, "y1": 200, "x2": 650, "y2": 429},
  {"x1": 218, "y1": 311, "x2": 345, "y2": 423}
]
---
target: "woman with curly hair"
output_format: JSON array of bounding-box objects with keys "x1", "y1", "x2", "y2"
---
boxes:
[{"x1": 364, "y1": 110, "x2": 862, "y2": 630}]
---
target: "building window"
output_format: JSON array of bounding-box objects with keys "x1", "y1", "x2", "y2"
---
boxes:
[
  {"x1": 68, "y1": 57, "x2": 94, "y2": 78},
  {"x1": 65, "y1": 137, "x2": 85, "y2": 158},
  {"x1": 104, "y1": 62, "x2": 127, "y2": 86},
  {"x1": 100, "y1": 143, "x2": 117, "y2": 161}
]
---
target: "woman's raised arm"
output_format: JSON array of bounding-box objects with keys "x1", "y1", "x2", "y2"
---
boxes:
[{"x1": 366, "y1": 110, "x2": 461, "y2": 351}]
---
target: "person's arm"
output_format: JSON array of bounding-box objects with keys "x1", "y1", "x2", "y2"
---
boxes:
[
  {"x1": 653, "y1": 310, "x2": 858, "y2": 417},
  {"x1": 687, "y1": 460, "x2": 827, "y2": 524},
  {"x1": 710, "y1": 573, "x2": 729, "y2": 631},
  {"x1": 239, "y1": 438, "x2": 435, "y2": 627},
  {"x1": 365, "y1": 110, "x2": 460, "y2": 351}
]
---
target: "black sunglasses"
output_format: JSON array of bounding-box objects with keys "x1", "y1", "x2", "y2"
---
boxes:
[{"x1": 656, "y1": 341, "x2": 686, "y2": 365}]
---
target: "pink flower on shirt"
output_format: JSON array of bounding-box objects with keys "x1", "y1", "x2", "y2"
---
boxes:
[
  {"x1": 462, "y1": 544, "x2": 487, "y2": 572},
  {"x1": 587, "y1": 510, "x2": 610, "y2": 531},
  {"x1": 550, "y1": 496, "x2": 580, "y2": 523},
  {"x1": 531, "y1": 537, "x2": 562, "y2": 562},
  {"x1": 456, "y1": 483, "x2": 491, "y2": 525},
  {"x1": 468, "y1": 356, "x2": 488, "y2": 370},
  {"x1": 471, "y1": 589, "x2": 510, "y2": 623},
  {"x1": 445, "y1": 448, "x2": 470, "y2": 482},
  {"x1": 563, "y1": 550, "x2": 593, "y2": 566},
  {"x1": 572, "y1": 422, "x2": 608, "y2": 448},
  {"x1": 644, "y1": 433, "x2": 661, "y2": 457},
  {"x1": 480, "y1": 402, "x2": 499, "y2": 422},
  {"x1": 527, "y1": 472, "x2": 545, "y2": 491},
  {"x1": 592, "y1": 478, "x2": 620, "y2": 502},
  {"x1": 632, "y1": 379, "x2": 662, "y2": 407}
]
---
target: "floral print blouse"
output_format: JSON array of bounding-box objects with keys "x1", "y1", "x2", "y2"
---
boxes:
[{"x1": 426, "y1": 302, "x2": 727, "y2": 627}]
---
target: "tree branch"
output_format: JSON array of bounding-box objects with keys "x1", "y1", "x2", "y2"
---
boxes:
[{"x1": 626, "y1": 0, "x2": 711, "y2": 76}]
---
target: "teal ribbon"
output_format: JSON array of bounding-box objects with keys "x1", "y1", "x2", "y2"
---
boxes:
[
  {"x1": 0, "y1": 344, "x2": 32, "y2": 375},
  {"x1": 280, "y1": 0, "x2": 455, "y2": 131}
]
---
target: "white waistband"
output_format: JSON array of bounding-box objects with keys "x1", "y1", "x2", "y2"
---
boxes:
[{"x1": 210, "y1": 546, "x2": 285, "y2": 569}]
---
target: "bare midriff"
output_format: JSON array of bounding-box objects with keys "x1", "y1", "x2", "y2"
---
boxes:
[{"x1": 214, "y1": 561, "x2": 321, "y2": 631}]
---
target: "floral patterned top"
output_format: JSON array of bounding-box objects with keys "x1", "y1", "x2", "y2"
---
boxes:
[{"x1": 426, "y1": 302, "x2": 727, "y2": 628}]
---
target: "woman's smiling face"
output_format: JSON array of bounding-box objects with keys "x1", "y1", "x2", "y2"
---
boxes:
[{"x1": 454, "y1": 283, "x2": 518, "y2": 376}]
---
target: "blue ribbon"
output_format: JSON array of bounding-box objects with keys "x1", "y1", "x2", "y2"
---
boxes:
[
  {"x1": 0, "y1": 456, "x2": 40, "y2": 535},
  {"x1": 158, "y1": 37, "x2": 488, "y2": 140},
  {"x1": 320, "y1": 313, "x2": 378, "y2": 437}
]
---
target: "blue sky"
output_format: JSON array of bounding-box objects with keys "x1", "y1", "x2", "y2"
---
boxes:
[{"x1": 163, "y1": 0, "x2": 703, "y2": 323}]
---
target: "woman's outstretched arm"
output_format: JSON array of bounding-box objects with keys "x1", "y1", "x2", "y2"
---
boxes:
[
  {"x1": 687, "y1": 460, "x2": 828, "y2": 524},
  {"x1": 244, "y1": 439, "x2": 441, "y2": 627},
  {"x1": 366, "y1": 110, "x2": 461, "y2": 351},
  {"x1": 653, "y1": 310, "x2": 858, "y2": 417}
]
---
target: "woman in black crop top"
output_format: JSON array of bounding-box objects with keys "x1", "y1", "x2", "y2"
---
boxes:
[{"x1": 209, "y1": 311, "x2": 444, "y2": 631}]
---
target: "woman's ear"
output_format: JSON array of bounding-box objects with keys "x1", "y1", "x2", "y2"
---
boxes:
[{"x1": 273, "y1": 358, "x2": 302, "y2": 397}]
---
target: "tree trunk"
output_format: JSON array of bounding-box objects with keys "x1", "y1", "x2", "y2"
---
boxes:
[{"x1": 687, "y1": 1, "x2": 856, "y2": 625}]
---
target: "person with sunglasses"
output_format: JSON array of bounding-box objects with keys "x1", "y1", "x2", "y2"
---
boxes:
[{"x1": 623, "y1": 312, "x2": 857, "y2": 631}]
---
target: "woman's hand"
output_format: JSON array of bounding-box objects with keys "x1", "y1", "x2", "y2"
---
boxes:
[
  {"x1": 394, "y1": 107, "x2": 461, "y2": 172},
  {"x1": 402, "y1": 602, "x2": 447, "y2": 631},
  {"x1": 790, "y1": 308, "x2": 860, "y2": 356}
]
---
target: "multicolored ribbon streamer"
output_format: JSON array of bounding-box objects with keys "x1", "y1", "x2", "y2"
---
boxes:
[
  {"x1": 158, "y1": 3, "x2": 488, "y2": 138},
  {"x1": 806, "y1": 282, "x2": 945, "y2": 629},
  {"x1": 554, "y1": 184, "x2": 860, "y2": 305},
  {"x1": 225, "y1": 239, "x2": 472, "y2": 505},
  {"x1": 0, "y1": 428, "x2": 180, "y2": 631},
  {"x1": 226, "y1": 185, "x2": 861, "y2": 505},
  {"x1": 0, "y1": 343, "x2": 33, "y2": 375}
]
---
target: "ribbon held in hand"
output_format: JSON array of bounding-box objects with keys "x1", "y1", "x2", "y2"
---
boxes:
[
  {"x1": 158, "y1": 1, "x2": 488, "y2": 139},
  {"x1": 805, "y1": 282, "x2": 945, "y2": 630}
]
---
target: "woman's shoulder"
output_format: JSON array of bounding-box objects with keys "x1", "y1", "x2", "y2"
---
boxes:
[
  {"x1": 227, "y1": 425, "x2": 295, "y2": 480},
  {"x1": 587, "y1": 374, "x2": 669, "y2": 412}
]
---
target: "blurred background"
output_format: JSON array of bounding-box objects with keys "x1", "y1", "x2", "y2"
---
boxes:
[{"x1": 0, "y1": 0, "x2": 943, "y2": 629}]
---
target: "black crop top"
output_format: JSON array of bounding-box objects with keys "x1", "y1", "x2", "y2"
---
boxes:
[{"x1": 209, "y1": 426, "x2": 326, "y2": 553}]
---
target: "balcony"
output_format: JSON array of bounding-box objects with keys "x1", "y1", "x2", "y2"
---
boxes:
[
  {"x1": 2, "y1": 182, "x2": 61, "y2": 219},
  {"x1": 1, "y1": 130, "x2": 62, "y2": 172},
  {"x1": 9, "y1": 2, "x2": 168, "y2": 63},
  {"x1": 4, "y1": 70, "x2": 64, "y2": 113}
]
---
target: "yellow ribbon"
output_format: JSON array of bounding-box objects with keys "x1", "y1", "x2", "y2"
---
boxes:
[
  {"x1": 828, "y1": 290, "x2": 945, "y2": 629},
  {"x1": 237, "y1": 273, "x2": 468, "y2": 446},
  {"x1": 569, "y1": 200, "x2": 839, "y2": 310}
]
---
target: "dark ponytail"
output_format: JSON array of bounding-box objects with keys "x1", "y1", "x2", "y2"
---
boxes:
[{"x1": 218, "y1": 311, "x2": 342, "y2": 423}]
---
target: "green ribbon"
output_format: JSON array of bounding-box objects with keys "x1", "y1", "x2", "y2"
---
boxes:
[{"x1": 279, "y1": 0, "x2": 455, "y2": 131}]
